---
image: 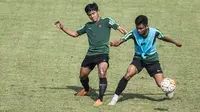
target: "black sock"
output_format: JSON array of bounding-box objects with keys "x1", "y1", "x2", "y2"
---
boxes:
[
  {"x1": 98, "y1": 78, "x2": 107, "y2": 101},
  {"x1": 115, "y1": 77, "x2": 128, "y2": 95},
  {"x1": 80, "y1": 77, "x2": 89, "y2": 91}
]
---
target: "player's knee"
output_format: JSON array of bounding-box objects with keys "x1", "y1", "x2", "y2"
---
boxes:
[
  {"x1": 99, "y1": 69, "x2": 107, "y2": 78},
  {"x1": 79, "y1": 69, "x2": 90, "y2": 79},
  {"x1": 79, "y1": 75, "x2": 88, "y2": 80},
  {"x1": 124, "y1": 72, "x2": 136, "y2": 80},
  {"x1": 79, "y1": 73, "x2": 88, "y2": 80}
]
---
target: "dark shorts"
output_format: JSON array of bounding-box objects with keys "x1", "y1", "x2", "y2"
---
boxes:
[
  {"x1": 81, "y1": 54, "x2": 109, "y2": 70},
  {"x1": 131, "y1": 58, "x2": 163, "y2": 77}
]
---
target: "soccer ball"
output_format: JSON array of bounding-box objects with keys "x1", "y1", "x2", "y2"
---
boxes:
[{"x1": 160, "y1": 78, "x2": 176, "y2": 93}]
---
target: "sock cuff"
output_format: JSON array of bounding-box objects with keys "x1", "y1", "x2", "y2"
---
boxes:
[
  {"x1": 99, "y1": 78, "x2": 107, "y2": 84},
  {"x1": 80, "y1": 77, "x2": 89, "y2": 81},
  {"x1": 122, "y1": 77, "x2": 128, "y2": 82}
]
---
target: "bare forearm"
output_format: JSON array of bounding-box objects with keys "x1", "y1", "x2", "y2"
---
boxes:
[
  {"x1": 118, "y1": 39, "x2": 125, "y2": 45},
  {"x1": 110, "y1": 39, "x2": 124, "y2": 47},
  {"x1": 117, "y1": 26, "x2": 128, "y2": 35},
  {"x1": 120, "y1": 28, "x2": 128, "y2": 35},
  {"x1": 60, "y1": 27, "x2": 78, "y2": 37},
  {"x1": 162, "y1": 36, "x2": 182, "y2": 47},
  {"x1": 163, "y1": 36, "x2": 177, "y2": 44},
  {"x1": 55, "y1": 21, "x2": 78, "y2": 38}
]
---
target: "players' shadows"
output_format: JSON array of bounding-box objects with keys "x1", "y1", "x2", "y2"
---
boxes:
[
  {"x1": 40, "y1": 86, "x2": 167, "y2": 102},
  {"x1": 154, "y1": 108, "x2": 169, "y2": 111},
  {"x1": 66, "y1": 85, "x2": 99, "y2": 101},
  {"x1": 117, "y1": 93, "x2": 168, "y2": 102},
  {"x1": 40, "y1": 86, "x2": 100, "y2": 101}
]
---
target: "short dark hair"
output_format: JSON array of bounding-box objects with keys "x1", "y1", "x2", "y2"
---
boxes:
[
  {"x1": 135, "y1": 15, "x2": 148, "y2": 26},
  {"x1": 85, "y1": 2, "x2": 99, "y2": 13}
]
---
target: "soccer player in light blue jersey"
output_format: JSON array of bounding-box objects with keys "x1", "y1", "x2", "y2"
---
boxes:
[{"x1": 108, "y1": 15, "x2": 182, "y2": 105}]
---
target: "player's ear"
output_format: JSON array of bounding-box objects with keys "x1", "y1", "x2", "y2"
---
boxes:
[{"x1": 146, "y1": 25, "x2": 149, "y2": 29}]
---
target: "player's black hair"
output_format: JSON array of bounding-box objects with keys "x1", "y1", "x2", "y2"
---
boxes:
[
  {"x1": 85, "y1": 2, "x2": 99, "y2": 13},
  {"x1": 135, "y1": 15, "x2": 148, "y2": 26}
]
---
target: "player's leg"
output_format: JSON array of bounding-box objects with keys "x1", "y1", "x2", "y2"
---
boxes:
[
  {"x1": 77, "y1": 56, "x2": 96, "y2": 96},
  {"x1": 153, "y1": 73, "x2": 174, "y2": 98},
  {"x1": 93, "y1": 62, "x2": 108, "y2": 106},
  {"x1": 93, "y1": 55, "x2": 109, "y2": 106},
  {"x1": 109, "y1": 58, "x2": 143, "y2": 105},
  {"x1": 153, "y1": 73, "x2": 164, "y2": 87},
  {"x1": 145, "y1": 61, "x2": 164, "y2": 87},
  {"x1": 146, "y1": 61, "x2": 174, "y2": 98},
  {"x1": 115, "y1": 65, "x2": 138, "y2": 94},
  {"x1": 77, "y1": 67, "x2": 93, "y2": 96},
  {"x1": 116, "y1": 58, "x2": 143, "y2": 95},
  {"x1": 108, "y1": 65, "x2": 138, "y2": 105}
]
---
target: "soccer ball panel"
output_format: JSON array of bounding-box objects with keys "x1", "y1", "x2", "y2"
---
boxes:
[{"x1": 161, "y1": 78, "x2": 176, "y2": 93}]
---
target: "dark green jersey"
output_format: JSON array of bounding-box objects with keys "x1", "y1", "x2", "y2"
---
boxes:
[{"x1": 76, "y1": 17, "x2": 119, "y2": 56}]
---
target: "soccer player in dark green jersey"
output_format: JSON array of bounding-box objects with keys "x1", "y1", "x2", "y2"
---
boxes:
[
  {"x1": 55, "y1": 2, "x2": 127, "y2": 106},
  {"x1": 108, "y1": 15, "x2": 182, "y2": 105}
]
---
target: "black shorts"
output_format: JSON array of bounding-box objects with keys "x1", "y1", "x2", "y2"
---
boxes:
[
  {"x1": 81, "y1": 54, "x2": 109, "y2": 70},
  {"x1": 131, "y1": 58, "x2": 163, "y2": 77}
]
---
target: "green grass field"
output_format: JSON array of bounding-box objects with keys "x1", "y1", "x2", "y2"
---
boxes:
[{"x1": 1, "y1": 0, "x2": 200, "y2": 112}]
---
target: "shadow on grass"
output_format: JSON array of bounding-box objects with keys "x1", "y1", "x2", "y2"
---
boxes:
[
  {"x1": 66, "y1": 85, "x2": 99, "y2": 101},
  {"x1": 154, "y1": 108, "x2": 169, "y2": 111},
  {"x1": 117, "y1": 93, "x2": 168, "y2": 102},
  {"x1": 40, "y1": 86, "x2": 99, "y2": 101},
  {"x1": 40, "y1": 86, "x2": 169, "y2": 102}
]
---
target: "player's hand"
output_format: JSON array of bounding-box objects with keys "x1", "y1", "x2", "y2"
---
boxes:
[
  {"x1": 110, "y1": 41, "x2": 115, "y2": 47},
  {"x1": 110, "y1": 40, "x2": 119, "y2": 47},
  {"x1": 175, "y1": 41, "x2": 182, "y2": 47},
  {"x1": 55, "y1": 21, "x2": 63, "y2": 29}
]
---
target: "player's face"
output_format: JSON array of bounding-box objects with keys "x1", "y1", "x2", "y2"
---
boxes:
[
  {"x1": 136, "y1": 24, "x2": 148, "y2": 36},
  {"x1": 87, "y1": 10, "x2": 100, "y2": 22}
]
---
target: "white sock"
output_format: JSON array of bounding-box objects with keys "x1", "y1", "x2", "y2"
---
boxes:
[{"x1": 113, "y1": 94, "x2": 119, "y2": 101}]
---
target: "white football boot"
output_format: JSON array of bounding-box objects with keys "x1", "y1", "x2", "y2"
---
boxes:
[
  {"x1": 108, "y1": 99, "x2": 118, "y2": 105},
  {"x1": 165, "y1": 91, "x2": 174, "y2": 98},
  {"x1": 108, "y1": 94, "x2": 119, "y2": 105}
]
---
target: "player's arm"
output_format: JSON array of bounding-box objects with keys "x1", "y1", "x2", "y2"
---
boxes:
[
  {"x1": 110, "y1": 31, "x2": 133, "y2": 47},
  {"x1": 156, "y1": 29, "x2": 182, "y2": 47},
  {"x1": 108, "y1": 18, "x2": 127, "y2": 35},
  {"x1": 110, "y1": 39, "x2": 125, "y2": 47},
  {"x1": 162, "y1": 35, "x2": 182, "y2": 47},
  {"x1": 55, "y1": 21, "x2": 79, "y2": 38},
  {"x1": 116, "y1": 26, "x2": 128, "y2": 35}
]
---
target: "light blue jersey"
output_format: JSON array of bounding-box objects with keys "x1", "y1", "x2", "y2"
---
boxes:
[{"x1": 122, "y1": 27, "x2": 164, "y2": 61}]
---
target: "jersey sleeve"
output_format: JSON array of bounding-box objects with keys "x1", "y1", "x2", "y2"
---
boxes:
[
  {"x1": 76, "y1": 25, "x2": 86, "y2": 35},
  {"x1": 121, "y1": 31, "x2": 135, "y2": 41},
  {"x1": 155, "y1": 28, "x2": 164, "y2": 39},
  {"x1": 108, "y1": 18, "x2": 119, "y2": 30}
]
